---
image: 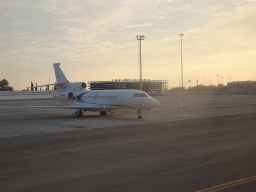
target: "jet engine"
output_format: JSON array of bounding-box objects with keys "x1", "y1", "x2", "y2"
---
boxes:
[
  {"x1": 67, "y1": 82, "x2": 87, "y2": 90},
  {"x1": 53, "y1": 92, "x2": 74, "y2": 100},
  {"x1": 81, "y1": 82, "x2": 87, "y2": 89}
]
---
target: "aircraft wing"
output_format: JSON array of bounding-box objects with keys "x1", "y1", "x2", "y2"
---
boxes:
[{"x1": 1, "y1": 106, "x2": 76, "y2": 109}]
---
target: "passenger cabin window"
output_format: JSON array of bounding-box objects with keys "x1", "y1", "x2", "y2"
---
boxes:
[
  {"x1": 134, "y1": 94, "x2": 139, "y2": 97},
  {"x1": 140, "y1": 93, "x2": 148, "y2": 97}
]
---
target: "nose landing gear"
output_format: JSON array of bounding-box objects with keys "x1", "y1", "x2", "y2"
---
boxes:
[
  {"x1": 100, "y1": 111, "x2": 107, "y2": 116},
  {"x1": 137, "y1": 109, "x2": 143, "y2": 119}
]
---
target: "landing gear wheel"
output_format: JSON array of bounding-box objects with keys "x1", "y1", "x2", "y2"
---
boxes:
[
  {"x1": 100, "y1": 111, "x2": 107, "y2": 115},
  {"x1": 74, "y1": 109, "x2": 83, "y2": 117},
  {"x1": 137, "y1": 109, "x2": 143, "y2": 119}
]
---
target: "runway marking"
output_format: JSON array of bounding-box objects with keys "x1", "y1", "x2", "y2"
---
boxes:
[{"x1": 196, "y1": 175, "x2": 256, "y2": 192}]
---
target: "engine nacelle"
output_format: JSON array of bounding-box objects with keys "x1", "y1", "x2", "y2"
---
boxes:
[
  {"x1": 81, "y1": 82, "x2": 87, "y2": 89},
  {"x1": 68, "y1": 82, "x2": 87, "y2": 90},
  {"x1": 53, "y1": 92, "x2": 73, "y2": 100}
]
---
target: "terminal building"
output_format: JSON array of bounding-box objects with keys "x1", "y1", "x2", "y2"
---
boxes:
[
  {"x1": 227, "y1": 81, "x2": 256, "y2": 93},
  {"x1": 88, "y1": 79, "x2": 168, "y2": 95}
]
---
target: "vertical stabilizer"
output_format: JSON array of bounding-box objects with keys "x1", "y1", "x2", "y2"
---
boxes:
[{"x1": 53, "y1": 63, "x2": 68, "y2": 84}]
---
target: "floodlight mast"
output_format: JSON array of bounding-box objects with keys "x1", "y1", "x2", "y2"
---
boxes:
[
  {"x1": 179, "y1": 34, "x2": 185, "y2": 109},
  {"x1": 136, "y1": 34, "x2": 145, "y2": 90}
]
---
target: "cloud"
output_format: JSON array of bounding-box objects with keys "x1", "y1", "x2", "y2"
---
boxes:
[
  {"x1": 1, "y1": 0, "x2": 256, "y2": 90},
  {"x1": 91, "y1": 7, "x2": 133, "y2": 28},
  {"x1": 125, "y1": 23, "x2": 153, "y2": 29},
  {"x1": 38, "y1": 0, "x2": 84, "y2": 15}
]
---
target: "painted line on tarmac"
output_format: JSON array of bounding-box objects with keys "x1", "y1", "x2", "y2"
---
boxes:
[{"x1": 196, "y1": 175, "x2": 256, "y2": 192}]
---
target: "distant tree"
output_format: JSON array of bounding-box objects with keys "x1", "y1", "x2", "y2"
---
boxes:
[
  {"x1": 0, "y1": 79, "x2": 14, "y2": 91},
  {"x1": 169, "y1": 87, "x2": 185, "y2": 92},
  {"x1": 169, "y1": 84, "x2": 227, "y2": 93},
  {"x1": 31, "y1": 81, "x2": 34, "y2": 91},
  {"x1": 184, "y1": 84, "x2": 224, "y2": 92},
  {"x1": 35, "y1": 83, "x2": 38, "y2": 91}
]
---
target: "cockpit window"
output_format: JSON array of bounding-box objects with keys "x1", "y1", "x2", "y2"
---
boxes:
[
  {"x1": 140, "y1": 93, "x2": 148, "y2": 97},
  {"x1": 134, "y1": 93, "x2": 139, "y2": 97}
]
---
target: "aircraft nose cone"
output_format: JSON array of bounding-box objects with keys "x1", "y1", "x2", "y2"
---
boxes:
[
  {"x1": 154, "y1": 100, "x2": 160, "y2": 106},
  {"x1": 151, "y1": 98, "x2": 160, "y2": 107}
]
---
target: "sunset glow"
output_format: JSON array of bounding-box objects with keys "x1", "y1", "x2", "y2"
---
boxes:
[{"x1": 1, "y1": 0, "x2": 255, "y2": 90}]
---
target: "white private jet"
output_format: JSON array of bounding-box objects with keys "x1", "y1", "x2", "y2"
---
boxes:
[{"x1": 2, "y1": 63, "x2": 160, "y2": 119}]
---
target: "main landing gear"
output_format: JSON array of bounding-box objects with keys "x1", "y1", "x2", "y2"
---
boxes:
[
  {"x1": 137, "y1": 109, "x2": 142, "y2": 119},
  {"x1": 74, "y1": 109, "x2": 83, "y2": 117},
  {"x1": 100, "y1": 111, "x2": 107, "y2": 116}
]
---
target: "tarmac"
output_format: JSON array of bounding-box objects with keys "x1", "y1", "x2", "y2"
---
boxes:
[
  {"x1": 0, "y1": 93, "x2": 256, "y2": 191},
  {"x1": 1, "y1": 93, "x2": 256, "y2": 137}
]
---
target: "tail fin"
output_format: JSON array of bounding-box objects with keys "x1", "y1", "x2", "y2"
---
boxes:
[
  {"x1": 53, "y1": 63, "x2": 86, "y2": 92},
  {"x1": 27, "y1": 63, "x2": 69, "y2": 92},
  {"x1": 53, "y1": 63, "x2": 69, "y2": 91},
  {"x1": 53, "y1": 63, "x2": 68, "y2": 84}
]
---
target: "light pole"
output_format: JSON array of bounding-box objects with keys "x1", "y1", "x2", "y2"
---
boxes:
[
  {"x1": 217, "y1": 75, "x2": 219, "y2": 86},
  {"x1": 136, "y1": 34, "x2": 145, "y2": 90},
  {"x1": 179, "y1": 34, "x2": 184, "y2": 109},
  {"x1": 48, "y1": 79, "x2": 50, "y2": 91}
]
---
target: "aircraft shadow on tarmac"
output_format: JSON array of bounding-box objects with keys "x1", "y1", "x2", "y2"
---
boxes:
[{"x1": 0, "y1": 108, "x2": 141, "y2": 121}]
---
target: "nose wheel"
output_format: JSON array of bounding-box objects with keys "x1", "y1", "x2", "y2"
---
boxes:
[
  {"x1": 74, "y1": 109, "x2": 83, "y2": 117},
  {"x1": 137, "y1": 109, "x2": 143, "y2": 119}
]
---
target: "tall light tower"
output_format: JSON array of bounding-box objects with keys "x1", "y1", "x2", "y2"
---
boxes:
[
  {"x1": 179, "y1": 34, "x2": 184, "y2": 109},
  {"x1": 136, "y1": 34, "x2": 145, "y2": 90}
]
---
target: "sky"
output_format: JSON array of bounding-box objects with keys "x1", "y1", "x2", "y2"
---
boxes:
[{"x1": 1, "y1": 0, "x2": 256, "y2": 90}]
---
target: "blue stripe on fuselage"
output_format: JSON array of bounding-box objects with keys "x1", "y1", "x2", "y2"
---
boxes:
[{"x1": 75, "y1": 91, "x2": 127, "y2": 108}]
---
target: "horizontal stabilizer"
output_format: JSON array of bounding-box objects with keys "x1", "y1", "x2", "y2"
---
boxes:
[{"x1": 27, "y1": 83, "x2": 66, "y2": 89}]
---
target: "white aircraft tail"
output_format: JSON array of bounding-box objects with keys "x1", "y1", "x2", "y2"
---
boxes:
[
  {"x1": 53, "y1": 63, "x2": 86, "y2": 92},
  {"x1": 53, "y1": 63, "x2": 68, "y2": 84},
  {"x1": 28, "y1": 63, "x2": 86, "y2": 92},
  {"x1": 52, "y1": 63, "x2": 69, "y2": 91}
]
